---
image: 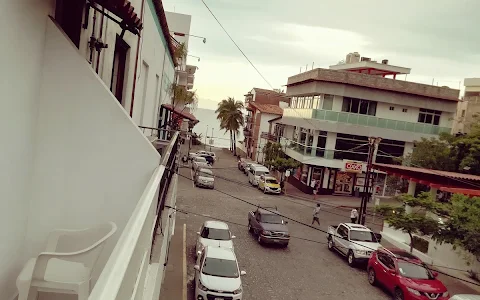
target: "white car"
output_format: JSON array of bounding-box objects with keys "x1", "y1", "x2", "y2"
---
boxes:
[
  {"x1": 196, "y1": 221, "x2": 235, "y2": 255},
  {"x1": 195, "y1": 247, "x2": 246, "y2": 300},
  {"x1": 192, "y1": 156, "x2": 211, "y2": 171}
]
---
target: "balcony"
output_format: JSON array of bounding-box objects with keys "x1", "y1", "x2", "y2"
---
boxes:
[
  {"x1": 283, "y1": 108, "x2": 451, "y2": 136},
  {"x1": 260, "y1": 132, "x2": 279, "y2": 142}
]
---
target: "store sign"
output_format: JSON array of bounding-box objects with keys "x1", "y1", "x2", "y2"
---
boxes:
[{"x1": 344, "y1": 161, "x2": 363, "y2": 173}]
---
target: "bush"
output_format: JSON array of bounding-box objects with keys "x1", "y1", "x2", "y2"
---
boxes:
[
  {"x1": 412, "y1": 236, "x2": 429, "y2": 253},
  {"x1": 468, "y1": 270, "x2": 480, "y2": 282}
]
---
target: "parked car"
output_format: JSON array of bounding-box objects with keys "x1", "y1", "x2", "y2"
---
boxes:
[
  {"x1": 327, "y1": 223, "x2": 382, "y2": 267},
  {"x1": 258, "y1": 175, "x2": 281, "y2": 194},
  {"x1": 192, "y1": 156, "x2": 210, "y2": 171},
  {"x1": 195, "y1": 220, "x2": 235, "y2": 255},
  {"x1": 238, "y1": 158, "x2": 246, "y2": 171},
  {"x1": 195, "y1": 246, "x2": 246, "y2": 300},
  {"x1": 201, "y1": 155, "x2": 215, "y2": 165},
  {"x1": 449, "y1": 295, "x2": 480, "y2": 300},
  {"x1": 248, "y1": 206, "x2": 289, "y2": 247},
  {"x1": 367, "y1": 247, "x2": 449, "y2": 300},
  {"x1": 189, "y1": 150, "x2": 207, "y2": 160},
  {"x1": 194, "y1": 168, "x2": 215, "y2": 189},
  {"x1": 243, "y1": 162, "x2": 256, "y2": 175},
  {"x1": 248, "y1": 165, "x2": 270, "y2": 186}
]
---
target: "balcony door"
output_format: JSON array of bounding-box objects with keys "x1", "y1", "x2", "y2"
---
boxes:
[
  {"x1": 110, "y1": 36, "x2": 130, "y2": 104},
  {"x1": 55, "y1": 0, "x2": 84, "y2": 48}
]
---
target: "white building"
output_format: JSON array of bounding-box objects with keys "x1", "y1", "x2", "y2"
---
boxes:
[
  {"x1": 452, "y1": 78, "x2": 480, "y2": 134},
  {"x1": 275, "y1": 54, "x2": 460, "y2": 195},
  {"x1": 1, "y1": 0, "x2": 181, "y2": 299}
]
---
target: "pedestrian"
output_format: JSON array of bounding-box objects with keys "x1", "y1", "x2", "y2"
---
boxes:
[
  {"x1": 350, "y1": 208, "x2": 358, "y2": 224},
  {"x1": 280, "y1": 180, "x2": 285, "y2": 194},
  {"x1": 310, "y1": 179, "x2": 317, "y2": 200},
  {"x1": 312, "y1": 203, "x2": 321, "y2": 225}
]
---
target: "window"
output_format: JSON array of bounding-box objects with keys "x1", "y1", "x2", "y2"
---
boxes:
[
  {"x1": 418, "y1": 108, "x2": 441, "y2": 125},
  {"x1": 266, "y1": 178, "x2": 278, "y2": 184},
  {"x1": 337, "y1": 225, "x2": 348, "y2": 238},
  {"x1": 298, "y1": 96, "x2": 305, "y2": 108},
  {"x1": 377, "y1": 253, "x2": 395, "y2": 269},
  {"x1": 110, "y1": 36, "x2": 130, "y2": 104},
  {"x1": 389, "y1": 106, "x2": 395, "y2": 111},
  {"x1": 397, "y1": 261, "x2": 433, "y2": 279},
  {"x1": 313, "y1": 95, "x2": 320, "y2": 109},
  {"x1": 261, "y1": 214, "x2": 284, "y2": 224},
  {"x1": 291, "y1": 97, "x2": 297, "y2": 108},
  {"x1": 323, "y1": 95, "x2": 334, "y2": 110},
  {"x1": 342, "y1": 97, "x2": 377, "y2": 115},
  {"x1": 402, "y1": 108, "x2": 408, "y2": 113},
  {"x1": 350, "y1": 230, "x2": 377, "y2": 242},
  {"x1": 305, "y1": 96, "x2": 312, "y2": 108}
]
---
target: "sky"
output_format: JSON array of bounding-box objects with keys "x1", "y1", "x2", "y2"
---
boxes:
[{"x1": 163, "y1": 0, "x2": 480, "y2": 110}]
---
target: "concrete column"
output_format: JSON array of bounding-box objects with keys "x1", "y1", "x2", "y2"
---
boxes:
[
  {"x1": 311, "y1": 130, "x2": 319, "y2": 157},
  {"x1": 403, "y1": 142, "x2": 414, "y2": 165},
  {"x1": 304, "y1": 131, "x2": 310, "y2": 155},
  {"x1": 406, "y1": 180, "x2": 416, "y2": 213},
  {"x1": 322, "y1": 168, "x2": 330, "y2": 189},
  {"x1": 296, "y1": 127, "x2": 302, "y2": 143},
  {"x1": 430, "y1": 187, "x2": 438, "y2": 198},
  {"x1": 324, "y1": 131, "x2": 337, "y2": 159}
]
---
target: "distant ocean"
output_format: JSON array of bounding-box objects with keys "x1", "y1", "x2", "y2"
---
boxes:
[{"x1": 192, "y1": 108, "x2": 244, "y2": 149}]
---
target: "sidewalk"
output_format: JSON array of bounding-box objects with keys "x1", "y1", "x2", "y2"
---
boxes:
[{"x1": 159, "y1": 223, "x2": 186, "y2": 300}]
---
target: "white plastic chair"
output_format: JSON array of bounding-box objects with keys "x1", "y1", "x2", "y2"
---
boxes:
[{"x1": 16, "y1": 222, "x2": 117, "y2": 300}]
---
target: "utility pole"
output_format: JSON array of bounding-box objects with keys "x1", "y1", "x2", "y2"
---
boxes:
[
  {"x1": 205, "y1": 126, "x2": 208, "y2": 150},
  {"x1": 359, "y1": 137, "x2": 381, "y2": 225},
  {"x1": 210, "y1": 128, "x2": 213, "y2": 151}
]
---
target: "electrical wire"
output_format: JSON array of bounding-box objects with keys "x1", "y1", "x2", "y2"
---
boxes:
[
  {"x1": 200, "y1": 0, "x2": 274, "y2": 89},
  {"x1": 165, "y1": 204, "x2": 476, "y2": 276}
]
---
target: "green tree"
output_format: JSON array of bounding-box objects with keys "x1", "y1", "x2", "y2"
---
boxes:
[
  {"x1": 262, "y1": 142, "x2": 300, "y2": 181},
  {"x1": 375, "y1": 192, "x2": 440, "y2": 253},
  {"x1": 434, "y1": 194, "x2": 480, "y2": 261},
  {"x1": 263, "y1": 142, "x2": 283, "y2": 164},
  {"x1": 404, "y1": 134, "x2": 455, "y2": 171},
  {"x1": 215, "y1": 97, "x2": 244, "y2": 155}
]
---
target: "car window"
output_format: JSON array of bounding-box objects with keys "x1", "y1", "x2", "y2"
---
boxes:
[
  {"x1": 397, "y1": 261, "x2": 433, "y2": 279},
  {"x1": 195, "y1": 157, "x2": 206, "y2": 162},
  {"x1": 377, "y1": 252, "x2": 395, "y2": 269},
  {"x1": 266, "y1": 179, "x2": 278, "y2": 184},
  {"x1": 198, "y1": 171, "x2": 214, "y2": 178},
  {"x1": 337, "y1": 225, "x2": 348, "y2": 238},
  {"x1": 202, "y1": 257, "x2": 239, "y2": 278},
  {"x1": 349, "y1": 230, "x2": 377, "y2": 242},
  {"x1": 255, "y1": 170, "x2": 268, "y2": 176},
  {"x1": 201, "y1": 227, "x2": 230, "y2": 240},
  {"x1": 260, "y1": 214, "x2": 284, "y2": 224}
]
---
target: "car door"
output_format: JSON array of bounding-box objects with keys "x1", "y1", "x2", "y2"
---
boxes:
[
  {"x1": 254, "y1": 211, "x2": 262, "y2": 233},
  {"x1": 381, "y1": 255, "x2": 397, "y2": 292},
  {"x1": 259, "y1": 175, "x2": 265, "y2": 189},
  {"x1": 335, "y1": 225, "x2": 348, "y2": 254},
  {"x1": 195, "y1": 249, "x2": 206, "y2": 285}
]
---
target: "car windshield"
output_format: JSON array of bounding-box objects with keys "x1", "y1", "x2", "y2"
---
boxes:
[
  {"x1": 397, "y1": 261, "x2": 433, "y2": 279},
  {"x1": 201, "y1": 227, "x2": 230, "y2": 240},
  {"x1": 266, "y1": 179, "x2": 278, "y2": 184},
  {"x1": 349, "y1": 230, "x2": 377, "y2": 242},
  {"x1": 256, "y1": 170, "x2": 268, "y2": 176},
  {"x1": 261, "y1": 214, "x2": 284, "y2": 224},
  {"x1": 195, "y1": 157, "x2": 206, "y2": 162},
  {"x1": 202, "y1": 258, "x2": 239, "y2": 278}
]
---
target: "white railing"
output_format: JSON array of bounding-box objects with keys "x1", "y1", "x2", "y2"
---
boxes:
[{"x1": 89, "y1": 133, "x2": 179, "y2": 300}]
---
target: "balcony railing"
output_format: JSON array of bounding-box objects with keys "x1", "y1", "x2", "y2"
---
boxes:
[
  {"x1": 89, "y1": 132, "x2": 179, "y2": 300},
  {"x1": 280, "y1": 137, "x2": 398, "y2": 164},
  {"x1": 283, "y1": 108, "x2": 451, "y2": 135},
  {"x1": 260, "y1": 132, "x2": 279, "y2": 142}
]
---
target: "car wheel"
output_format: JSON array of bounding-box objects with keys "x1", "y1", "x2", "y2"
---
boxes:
[
  {"x1": 368, "y1": 268, "x2": 377, "y2": 286},
  {"x1": 347, "y1": 250, "x2": 356, "y2": 267},
  {"x1": 257, "y1": 235, "x2": 263, "y2": 245},
  {"x1": 327, "y1": 237, "x2": 334, "y2": 251},
  {"x1": 394, "y1": 288, "x2": 404, "y2": 300}
]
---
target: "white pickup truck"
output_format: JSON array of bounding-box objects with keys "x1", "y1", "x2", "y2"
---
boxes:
[{"x1": 327, "y1": 223, "x2": 382, "y2": 267}]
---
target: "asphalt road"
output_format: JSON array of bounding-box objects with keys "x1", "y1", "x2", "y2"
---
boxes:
[{"x1": 175, "y1": 148, "x2": 390, "y2": 300}]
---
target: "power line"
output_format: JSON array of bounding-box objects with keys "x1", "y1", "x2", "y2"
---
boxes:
[
  {"x1": 200, "y1": 0, "x2": 274, "y2": 89},
  {"x1": 165, "y1": 203, "x2": 475, "y2": 276}
]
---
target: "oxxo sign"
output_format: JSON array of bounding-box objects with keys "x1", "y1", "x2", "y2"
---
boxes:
[{"x1": 344, "y1": 161, "x2": 363, "y2": 173}]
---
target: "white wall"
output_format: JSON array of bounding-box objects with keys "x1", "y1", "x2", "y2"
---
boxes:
[
  {"x1": 0, "y1": 0, "x2": 54, "y2": 298},
  {"x1": 256, "y1": 113, "x2": 280, "y2": 162},
  {"x1": 376, "y1": 102, "x2": 419, "y2": 123},
  {"x1": 21, "y1": 19, "x2": 161, "y2": 296},
  {"x1": 165, "y1": 12, "x2": 191, "y2": 52}
]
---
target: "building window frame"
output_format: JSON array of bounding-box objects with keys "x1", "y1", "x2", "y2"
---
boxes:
[
  {"x1": 418, "y1": 108, "x2": 441, "y2": 125},
  {"x1": 341, "y1": 97, "x2": 377, "y2": 116}
]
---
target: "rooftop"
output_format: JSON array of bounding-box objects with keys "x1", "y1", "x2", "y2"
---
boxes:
[
  {"x1": 329, "y1": 60, "x2": 411, "y2": 76},
  {"x1": 248, "y1": 102, "x2": 283, "y2": 115},
  {"x1": 206, "y1": 246, "x2": 236, "y2": 260},
  {"x1": 204, "y1": 220, "x2": 229, "y2": 229},
  {"x1": 287, "y1": 68, "x2": 460, "y2": 102}
]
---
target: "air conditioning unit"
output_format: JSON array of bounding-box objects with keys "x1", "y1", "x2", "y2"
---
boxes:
[
  {"x1": 361, "y1": 57, "x2": 371, "y2": 62},
  {"x1": 382, "y1": 59, "x2": 389, "y2": 64}
]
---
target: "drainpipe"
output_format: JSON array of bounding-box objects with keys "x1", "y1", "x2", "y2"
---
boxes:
[
  {"x1": 88, "y1": 9, "x2": 98, "y2": 64},
  {"x1": 95, "y1": 8, "x2": 105, "y2": 73},
  {"x1": 129, "y1": 0, "x2": 146, "y2": 117}
]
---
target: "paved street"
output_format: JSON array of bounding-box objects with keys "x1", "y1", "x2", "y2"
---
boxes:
[{"x1": 171, "y1": 147, "x2": 390, "y2": 300}]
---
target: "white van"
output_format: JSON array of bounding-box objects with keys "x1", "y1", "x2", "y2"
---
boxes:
[{"x1": 248, "y1": 164, "x2": 270, "y2": 186}]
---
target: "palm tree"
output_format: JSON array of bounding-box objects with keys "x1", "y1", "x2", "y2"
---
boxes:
[{"x1": 215, "y1": 97, "x2": 244, "y2": 155}]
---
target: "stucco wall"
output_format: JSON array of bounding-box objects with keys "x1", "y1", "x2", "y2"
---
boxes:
[{"x1": 0, "y1": 1, "x2": 55, "y2": 298}]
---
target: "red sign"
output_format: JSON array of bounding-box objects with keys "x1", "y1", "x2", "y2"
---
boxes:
[{"x1": 344, "y1": 161, "x2": 363, "y2": 173}]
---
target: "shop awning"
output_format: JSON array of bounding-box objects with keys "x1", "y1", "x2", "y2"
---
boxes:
[
  {"x1": 88, "y1": 0, "x2": 143, "y2": 34},
  {"x1": 161, "y1": 104, "x2": 199, "y2": 124}
]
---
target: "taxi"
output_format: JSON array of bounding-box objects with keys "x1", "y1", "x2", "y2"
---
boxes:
[{"x1": 258, "y1": 175, "x2": 281, "y2": 194}]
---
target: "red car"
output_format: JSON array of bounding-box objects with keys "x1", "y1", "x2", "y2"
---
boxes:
[{"x1": 367, "y1": 248, "x2": 449, "y2": 300}]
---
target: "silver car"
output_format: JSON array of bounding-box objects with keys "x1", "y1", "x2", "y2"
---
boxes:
[{"x1": 194, "y1": 168, "x2": 214, "y2": 189}]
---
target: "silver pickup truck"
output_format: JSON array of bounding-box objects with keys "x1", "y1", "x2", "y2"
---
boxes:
[{"x1": 327, "y1": 223, "x2": 382, "y2": 267}]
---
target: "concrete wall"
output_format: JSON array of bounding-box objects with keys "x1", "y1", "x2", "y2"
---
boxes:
[
  {"x1": 0, "y1": 1, "x2": 55, "y2": 298},
  {"x1": 21, "y1": 19, "x2": 160, "y2": 299}
]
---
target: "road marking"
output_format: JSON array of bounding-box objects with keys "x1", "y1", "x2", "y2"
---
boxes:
[{"x1": 183, "y1": 223, "x2": 187, "y2": 300}]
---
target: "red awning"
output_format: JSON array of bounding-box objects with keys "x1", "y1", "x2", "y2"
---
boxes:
[
  {"x1": 90, "y1": 0, "x2": 143, "y2": 32},
  {"x1": 161, "y1": 104, "x2": 198, "y2": 123}
]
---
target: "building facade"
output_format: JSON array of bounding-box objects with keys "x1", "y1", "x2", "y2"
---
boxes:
[
  {"x1": 276, "y1": 57, "x2": 459, "y2": 195},
  {"x1": 452, "y1": 78, "x2": 480, "y2": 134},
  {"x1": 240, "y1": 88, "x2": 289, "y2": 160},
  {"x1": 1, "y1": 0, "x2": 181, "y2": 299}
]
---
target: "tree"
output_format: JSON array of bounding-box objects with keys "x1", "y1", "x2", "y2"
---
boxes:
[
  {"x1": 434, "y1": 194, "x2": 480, "y2": 261},
  {"x1": 215, "y1": 97, "x2": 244, "y2": 155},
  {"x1": 262, "y1": 142, "x2": 300, "y2": 181},
  {"x1": 263, "y1": 142, "x2": 283, "y2": 164},
  {"x1": 404, "y1": 134, "x2": 455, "y2": 171},
  {"x1": 375, "y1": 192, "x2": 440, "y2": 253}
]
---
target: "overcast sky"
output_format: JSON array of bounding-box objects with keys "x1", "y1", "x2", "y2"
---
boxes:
[{"x1": 163, "y1": 0, "x2": 480, "y2": 110}]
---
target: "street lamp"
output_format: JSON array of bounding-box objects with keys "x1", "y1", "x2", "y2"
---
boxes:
[
  {"x1": 188, "y1": 55, "x2": 200, "y2": 62},
  {"x1": 170, "y1": 31, "x2": 207, "y2": 44}
]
